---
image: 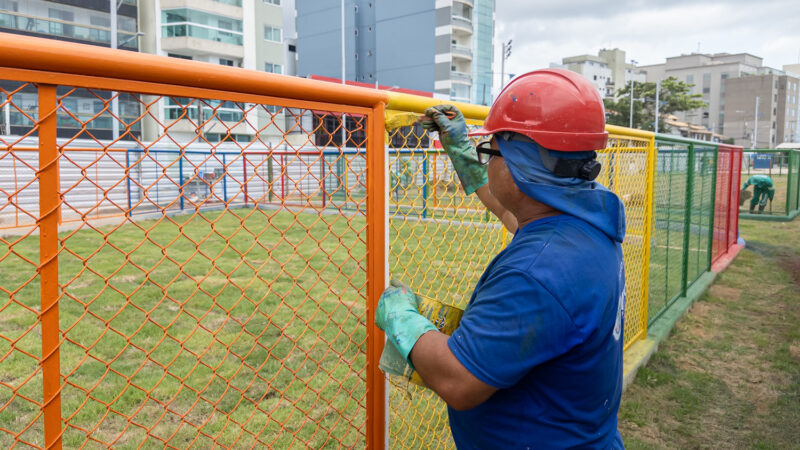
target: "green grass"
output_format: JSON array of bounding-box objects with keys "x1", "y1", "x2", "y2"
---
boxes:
[
  {"x1": 1, "y1": 208, "x2": 369, "y2": 448},
  {"x1": 619, "y1": 218, "x2": 800, "y2": 448},
  {"x1": 0, "y1": 204, "x2": 507, "y2": 449}
]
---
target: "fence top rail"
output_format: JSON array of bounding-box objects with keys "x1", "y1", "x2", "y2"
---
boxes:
[
  {"x1": 654, "y1": 133, "x2": 724, "y2": 148},
  {"x1": 0, "y1": 32, "x2": 388, "y2": 108},
  {"x1": 386, "y1": 92, "x2": 490, "y2": 122},
  {"x1": 741, "y1": 148, "x2": 797, "y2": 154},
  {"x1": 606, "y1": 125, "x2": 654, "y2": 141}
]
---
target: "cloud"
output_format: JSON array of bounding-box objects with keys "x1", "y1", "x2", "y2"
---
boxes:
[{"x1": 493, "y1": 0, "x2": 800, "y2": 92}]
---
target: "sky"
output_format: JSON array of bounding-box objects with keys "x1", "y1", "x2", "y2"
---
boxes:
[{"x1": 493, "y1": 0, "x2": 800, "y2": 89}]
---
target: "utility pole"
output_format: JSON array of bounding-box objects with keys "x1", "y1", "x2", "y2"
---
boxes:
[
  {"x1": 654, "y1": 79, "x2": 661, "y2": 133},
  {"x1": 500, "y1": 39, "x2": 512, "y2": 89},
  {"x1": 753, "y1": 95, "x2": 759, "y2": 149}
]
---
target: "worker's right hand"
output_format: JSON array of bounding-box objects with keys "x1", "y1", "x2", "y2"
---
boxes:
[
  {"x1": 422, "y1": 105, "x2": 488, "y2": 195},
  {"x1": 375, "y1": 280, "x2": 437, "y2": 367}
]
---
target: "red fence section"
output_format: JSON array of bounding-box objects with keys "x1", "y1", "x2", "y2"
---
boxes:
[{"x1": 712, "y1": 144, "x2": 743, "y2": 265}]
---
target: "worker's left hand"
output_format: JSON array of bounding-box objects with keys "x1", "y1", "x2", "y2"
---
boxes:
[
  {"x1": 422, "y1": 105, "x2": 488, "y2": 195},
  {"x1": 376, "y1": 280, "x2": 437, "y2": 366}
]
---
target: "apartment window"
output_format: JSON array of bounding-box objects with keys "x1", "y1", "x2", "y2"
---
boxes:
[
  {"x1": 264, "y1": 25, "x2": 281, "y2": 42},
  {"x1": 264, "y1": 0, "x2": 280, "y2": 5},
  {"x1": 686, "y1": 74, "x2": 694, "y2": 84},
  {"x1": 288, "y1": 44, "x2": 296, "y2": 52},
  {"x1": 219, "y1": 58, "x2": 235, "y2": 66},
  {"x1": 162, "y1": 9, "x2": 243, "y2": 45},
  {"x1": 264, "y1": 63, "x2": 282, "y2": 74},
  {"x1": 168, "y1": 53, "x2": 192, "y2": 60}
]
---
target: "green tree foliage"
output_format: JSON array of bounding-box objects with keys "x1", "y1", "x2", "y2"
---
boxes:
[{"x1": 603, "y1": 77, "x2": 707, "y2": 132}]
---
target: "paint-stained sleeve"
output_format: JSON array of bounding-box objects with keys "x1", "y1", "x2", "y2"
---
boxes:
[{"x1": 447, "y1": 269, "x2": 581, "y2": 389}]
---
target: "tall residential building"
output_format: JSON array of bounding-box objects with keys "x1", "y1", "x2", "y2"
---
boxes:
[
  {"x1": 469, "y1": 0, "x2": 494, "y2": 105},
  {"x1": 0, "y1": 0, "x2": 140, "y2": 139},
  {"x1": 723, "y1": 74, "x2": 799, "y2": 148},
  {"x1": 295, "y1": 0, "x2": 494, "y2": 104},
  {"x1": 639, "y1": 53, "x2": 763, "y2": 135},
  {"x1": 561, "y1": 49, "x2": 645, "y2": 98},
  {"x1": 138, "y1": 0, "x2": 287, "y2": 143}
]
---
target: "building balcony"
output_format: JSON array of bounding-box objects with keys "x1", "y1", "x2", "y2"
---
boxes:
[
  {"x1": 451, "y1": 71, "x2": 472, "y2": 84},
  {"x1": 451, "y1": 15, "x2": 473, "y2": 34},
  {"x1": 0, "y1": 12, "x2": 138, "y2": 49},
  {"x1": 451, "y1": 44, "x2": 472, "y2": 61},
  {"x1": 161, "y1": 24, "x2": 244, "y2": 58},
  {"x1": 453, "y1": 0, "x2": 474, "y2": 6}
]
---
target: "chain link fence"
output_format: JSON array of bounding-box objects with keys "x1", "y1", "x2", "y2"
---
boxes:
[
  {"x1": 739, "y1": 149, "x2": 800, "y2": 220},
  {"x1": 0, "y1": 34, "x2": 752, "y2": 449}
]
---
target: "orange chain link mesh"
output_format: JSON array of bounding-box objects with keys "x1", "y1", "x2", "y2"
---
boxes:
[{"x1": 0, "y1": 79, "x2": 379, "y2": 448}]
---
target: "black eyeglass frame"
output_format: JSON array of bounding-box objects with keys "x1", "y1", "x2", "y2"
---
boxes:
[{"x1": 475, "y1": 141, "x2": 502, "y2": 165}]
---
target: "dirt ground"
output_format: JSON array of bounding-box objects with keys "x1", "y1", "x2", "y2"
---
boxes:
[{"x1": 619, "y1": 218, "x2": 800, "y2": 449}]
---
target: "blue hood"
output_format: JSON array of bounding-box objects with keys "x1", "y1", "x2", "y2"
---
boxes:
[{"x1": 496, "y1": 137, "x2": 626, "y2": 243}]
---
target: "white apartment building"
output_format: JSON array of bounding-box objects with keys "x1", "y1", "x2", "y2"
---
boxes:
[
  {"x1": 561, "y1": 49, "x2": 645, "y2": 98},
  {"x1": 139, "y1": 0, "x2": 288, "y2": 143}
]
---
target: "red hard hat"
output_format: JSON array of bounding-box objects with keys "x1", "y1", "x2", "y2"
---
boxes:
[{"x1": 470, "y1": 68, "x2": 608, "y2": 151}]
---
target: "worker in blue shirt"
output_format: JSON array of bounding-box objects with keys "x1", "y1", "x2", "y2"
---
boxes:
[{"x1": 376, "y1": 69, "x2": 627, "y2": 449}]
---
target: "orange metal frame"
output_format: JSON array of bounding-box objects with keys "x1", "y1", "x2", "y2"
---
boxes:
[{"x1": 0, "y1": 32, "x2": 389, "y2": 450}]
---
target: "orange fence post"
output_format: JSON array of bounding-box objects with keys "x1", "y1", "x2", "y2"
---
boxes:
[
  {"x1": 37, "y1": 84, "x2": 63, "y2": 449},
  {"x1": 366, "y1": 102, "x2": 387, "y2": 450}
]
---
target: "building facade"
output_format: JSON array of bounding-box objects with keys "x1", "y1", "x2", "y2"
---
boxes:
[
  {"x1": 561, "y1": 49, "x2": 645, "y2": 98},
  {"x1": 295, "y1": 0, "x2": 494, "y2": 104},
  {"x1": 138, "y1": 0, "x2": 288, "y2": 143},
  {"x1": 639, "y1": 53, "x2": 763, "y2": 135},
  {"x1": 723, "y1": 74, "x2": 799, "y2": 148},
  {"x1": 0, "y1": 0, "x2": 140, "y2": 139}
]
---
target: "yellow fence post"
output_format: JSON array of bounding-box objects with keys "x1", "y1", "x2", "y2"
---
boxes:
[{"x1": 37, "y1": 84, "x2": 63, "y2": 450}]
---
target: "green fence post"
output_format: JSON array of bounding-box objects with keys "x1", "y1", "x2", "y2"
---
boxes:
[
  {"x1": 786, "y1": 150, "x2": 793, "y2": 216},
  {"x1": 707, "y1": 145, "x2": 719, "y2": 267},
  {"x1": 681, "y1": 143, "x2": 695, "y2": 297}
]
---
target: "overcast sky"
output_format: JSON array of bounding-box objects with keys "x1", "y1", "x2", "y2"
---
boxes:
[{"x1": 494, "y1": 0, "x2": 800, "y2": 90}]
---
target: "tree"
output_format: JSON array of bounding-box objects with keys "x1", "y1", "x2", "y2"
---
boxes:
[{"x1": 603, "y1": 77, "x2": 706, "y2": 132}]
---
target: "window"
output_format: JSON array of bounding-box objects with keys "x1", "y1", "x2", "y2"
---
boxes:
[
  {"x1": 168, "y1": 53, "x2": 193, "y2": 60},
  {"x1": 264, "y1": 0, "x2": 280, "y2": 5},
  {"x1": 264, "y1": 63, "x2": 282, "y2": 74},
  {"x1": 162, "y1": 9, "x2": 243, "y2": 45},
  {"x1": 686, "y1": 74, "x2": 694, "y2": 84},
  {"x1": 219, "y1": 58, "x2": 235, "y2": 66},
  {"x1": 288, "y1": 44, "x2": 296, "y2": 52},
  {"x1": 264, "y1": 25, "x2": 281, "y2": 42}
]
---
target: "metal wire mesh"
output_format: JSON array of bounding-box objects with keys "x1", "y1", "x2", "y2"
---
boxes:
[
  {"x1": 0, "y1": 79, "x2": 377, "y2": 448},
  {"x1": 711, "y1": 144, "x2": 743, "y2": 264},
  {"x1": 739, "y1": 149, "x2": 798, "y2": 217},
  {"x1": 384, "y1": 118, "x2": 656, "y2": 448},
  {"x1": 648, "y1": 144, "x2": 688, "y2": 322}
]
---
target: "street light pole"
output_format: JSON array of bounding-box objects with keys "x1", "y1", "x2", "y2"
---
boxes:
[
  {"x1": 110, "y1": 0, "x2": 119, "y2": 140},
  {"x1": 753, "y1": 95, "x2": 759, "y2": 149},
  {"x1": 629, "y1": 59, "x2": 637, "y2": 129},
  {"x1": 500, "y1": 39, "x2": 512, "y2": 89},
  {"x1": 654, "y1": 79, "x2": 661, "y2": 133}
]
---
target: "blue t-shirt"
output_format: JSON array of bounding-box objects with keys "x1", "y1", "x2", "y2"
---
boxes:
[{"x1": 447, "y1": 214, "x2": 626, "y2": 449}]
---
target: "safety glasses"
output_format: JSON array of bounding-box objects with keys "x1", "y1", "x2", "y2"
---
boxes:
[{"x1": 475, "y1": 140, "x2": 502, "y2": 165}]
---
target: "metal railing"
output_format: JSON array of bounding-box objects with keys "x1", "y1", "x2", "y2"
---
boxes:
[{"x1": 451, "y1": 44, "x2": 472, "y2": 59}]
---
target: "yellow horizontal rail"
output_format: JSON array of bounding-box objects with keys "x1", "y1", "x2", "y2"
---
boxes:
[
  {"x1": 386, "y1": 91, "x2": 490, "y2": 122},
  {"x1": 606, "y1": 124, "x2": 655, "y2": 140}
]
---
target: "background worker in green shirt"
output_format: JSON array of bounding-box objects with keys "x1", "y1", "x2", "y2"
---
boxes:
[{"x1": 740, "y1": 174, "x2": 775, "y2": 213}]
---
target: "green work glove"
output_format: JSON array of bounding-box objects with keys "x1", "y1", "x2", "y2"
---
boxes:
[
  {"x1": 375, "y1": 280, "x2": 437, "y2": 367},
  {"x1": 422, "y1": 105, "x2": 488, "y2": 195}
]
